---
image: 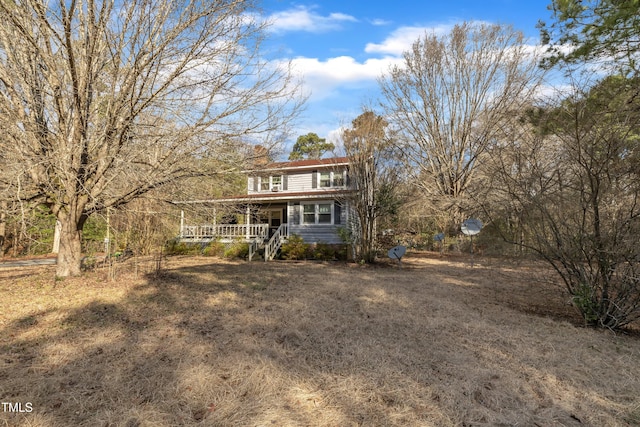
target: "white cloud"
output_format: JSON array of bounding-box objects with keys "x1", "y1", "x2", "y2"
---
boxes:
[
  {"x1": 370, "y1": 18, "x2": 392, "y2": 26},
  {"x1": 282, "y1": 24, "x2": 458, "y2": 98},
  {"x1": 328, "y1": 12, "x2": 356, "y2": 22},
  {"x1": 365, "y1": 21, "x2": 502, "y2": 56},
  {"x1": 292, "y1": 56, "x2": 396, "y2": 82},
  {"x1": 286, "y1": 55, "x2": 403, "y2": 101},
  {"x1": 272, "y1": 24, "x2": 458, "y2": 103},
  {"x1": 267, "y1": 6, "x2": 357, "y2": 34},
  {"x1": 365, "y1": 24, "x2": 454, "y2": 56}
]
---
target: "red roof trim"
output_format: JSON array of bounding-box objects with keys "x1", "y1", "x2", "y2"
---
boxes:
[
  {"x1": 256, "y1": 156, "x2": 349, "y2": 172},
  {"x1": 175, "y1": 189, "x2": 354, "y2": 204}
]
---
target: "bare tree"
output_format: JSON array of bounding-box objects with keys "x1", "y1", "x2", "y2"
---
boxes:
[
  {"x1": 342, "y1": 110, "x2": 402, "y2": 263},
  {"x1": 379, "y1": 22, "x2": 544, "y2": 231},
  {"x1": 485, "y1": 74, "x2": 640, "y2": 329},
  {"x1": 0, "y1": 0, "x2": 303, "y2": 276}
]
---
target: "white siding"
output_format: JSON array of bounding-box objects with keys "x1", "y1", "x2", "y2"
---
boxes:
[
  {"x1": 281, "y1": 169, "x2": 347, "y2": 193},
  {"x1": 288, "y1": 225, "x2": 344, "y2": 244},
  {"x1": 246, "y1": 169, "x2": 348, "y2": 194},
  {"x1": 285, "y1": 200, "x2": 349, "y2": 244},
  {"x1": 286, "y1": 172, "x2": 313, "y2": 192}
]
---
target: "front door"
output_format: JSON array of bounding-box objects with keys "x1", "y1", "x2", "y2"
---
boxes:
[{"x1": 269, "y1": 209, "x2": 281, "y2": 236}]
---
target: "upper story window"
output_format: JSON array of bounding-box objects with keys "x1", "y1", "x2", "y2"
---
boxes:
[
  {"x1": 317, "y1": 170, "x2": 345, "y2": 188},
  {"x1": 332, "y1": 172, "x2": 344, "y2": 187},
  {"x1": 319, "y1": 172, "x2": 331, "y2": 188},
  {"x1": 258, "y1": 175, "x2": 282, "y2": 191},
  {"x1": 260, "y1": 176, "x2": 270, "y2": 191}
]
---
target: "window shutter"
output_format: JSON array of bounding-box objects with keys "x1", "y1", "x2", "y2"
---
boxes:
[
  {"x1": 282, "y1": 175, "x2": 288, "y2": 191},
  {"x1": 334, "y1": 203, "x2": 342, "y2": 225},
  {"x1": 312, "y1": 170, "x2": 317, "y2": 189},
  {"x1": 292, "y1": 202, "x2": 300, "y2": 224},
  {"x1": 253, "y1": 176, "x2": 258, "y2": 192}
]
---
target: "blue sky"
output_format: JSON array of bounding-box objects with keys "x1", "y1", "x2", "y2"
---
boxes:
[{"x1": 259, "y1": 0, "x2": 554, "y2": 156}]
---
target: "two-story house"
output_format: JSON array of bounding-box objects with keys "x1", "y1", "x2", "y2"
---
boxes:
[{"x1": 177, "y1": 156, "x2": 352, "y2": 260}]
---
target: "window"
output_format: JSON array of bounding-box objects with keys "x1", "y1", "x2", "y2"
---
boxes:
[
  {"x1": 260, "y1": 176, "x2": 270, "y2": 191},
  {"x1": 319, "y1": 172, "x2": 331, "y2": 188},
  {"x1": 303, "y1": 204, "x2": 315, "y2": 224},
  {"x1": 260, "y1": 175, "x2": 282, "y2": 191},
  {"x1": 317, "y1": 170, "x2": 345, "y2": 188},
  {"x1": 302, "y1": 203, "x2": 333, "y2": 224},
  {"x1": 333, "y1": 171, "x2": 344, "y2": 187},
  {"x1": 318, "y1": 204, "x2": 331, "y2": 223}
]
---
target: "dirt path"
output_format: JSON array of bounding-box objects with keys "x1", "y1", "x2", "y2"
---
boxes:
[{"x1": 0, "y1": 256, "x2": 56, "y2": 268}]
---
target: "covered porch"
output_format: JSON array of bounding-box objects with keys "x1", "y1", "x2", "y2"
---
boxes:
[
  {"x1": 176, "y1": 202, "x2": 290, "y2": 261},
  {"x1": 178, "y1": 203, "x2": 288, "y2": 243}
]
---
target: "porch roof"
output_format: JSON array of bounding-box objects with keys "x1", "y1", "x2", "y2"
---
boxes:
[{"x1": 173, "y1": 189, "x2": 354, "y2": 205}]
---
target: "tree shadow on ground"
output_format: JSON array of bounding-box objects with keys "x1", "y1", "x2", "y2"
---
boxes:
[{"x1": 1, "y1": 256, "x2": 639, "y2": 426}]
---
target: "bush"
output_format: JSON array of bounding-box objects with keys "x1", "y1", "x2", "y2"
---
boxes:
[
  {"x1": 280, "y1": 234, "x2": 311, "y2": 260},
  {"x1": 223, "y1": 241, "x2": 249, "y2": 259},
  {"x1": 312, "y1": 243, "x2": 339, "y2": 261},
  {"x1": 335, "y1": 245, "x2": 348, "y2": 261},
  {"x1": 164, "y1": 239, "x2": 201, "y2": 255},
  {"x1": 203, "y1": 241, "x2": 226, "y2": 257},
  {"x1": 164, "y1": 239, "x2": 249, "y2": 259}
]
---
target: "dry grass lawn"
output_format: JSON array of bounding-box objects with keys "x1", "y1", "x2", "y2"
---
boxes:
[{"x1": 1, "y1": 252, "x2": 639, "y2": 426}]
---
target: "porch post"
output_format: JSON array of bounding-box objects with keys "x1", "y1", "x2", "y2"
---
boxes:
[
  {"x1": 180, "y1": 210, "x2": 184, "y2": 238},
  {"x1": 52, "y1": 220, "x2": 61, "y2": 253},
  {"x1": 245, "y1": 206, "x2": 251, "y2": 239}
]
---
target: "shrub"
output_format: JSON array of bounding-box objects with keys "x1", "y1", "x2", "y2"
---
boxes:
[
  {"x1": 164, "y1": 239, "x2": 200, "y2": 255},
  {"x1": 313, "y1": 242, "x2": 338, "y2": 261},
  {"x1": 335, "y1": 245, "x2": 348, "y2": 261},
  {"x1": 203, "y1": 241, "x2": 226, "y2": 257},
  {"x1": 223, "y1": 241, "x2": 249, "y2": 259},
  {"x1": 280, "y1": 234, "x2": 310, "y2": 260}
]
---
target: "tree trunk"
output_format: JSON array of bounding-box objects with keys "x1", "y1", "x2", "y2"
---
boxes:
[{"x1": 55, "y1": 212, "x2": 85, "y2": 277}]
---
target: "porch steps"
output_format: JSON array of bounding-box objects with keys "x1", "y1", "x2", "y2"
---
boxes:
[
  {"x1": 248, "y1": 237, "x2": 266, "y2": 261},
  {"x1": 264, "y1": 224, "x2": 288, "y2": 261}
]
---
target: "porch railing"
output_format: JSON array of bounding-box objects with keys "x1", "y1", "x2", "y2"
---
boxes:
[
  {"x1": 248, "y1": 237, "x2": 262, "y2": 262},
  {"x1": 264, "y1": 223, "x2": 289, "y2": 261},
  {"x1": 180, "y1": 223, "x2": 269, "y2": 240}
]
